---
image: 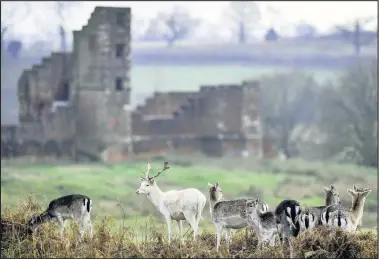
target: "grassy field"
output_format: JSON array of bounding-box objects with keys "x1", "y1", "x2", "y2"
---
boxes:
[
  {"x1": 1, "y1": 156, "x2": 377, "y2": 230},
  {"x1": 130, "y1": 64, "x2": 338, "y2": 105},
  {"x1": 1, "y1": 156, "x2": 377, "y2": 258}
]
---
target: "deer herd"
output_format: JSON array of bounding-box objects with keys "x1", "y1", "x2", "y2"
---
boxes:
[{"x1": 27, "y1": 161, "x2": 372, "y2": 252}]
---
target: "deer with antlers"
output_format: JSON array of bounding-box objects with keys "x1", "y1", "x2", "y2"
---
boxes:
[{"x1": 136, "y1": 161, "x2": 207, "y2": 245}]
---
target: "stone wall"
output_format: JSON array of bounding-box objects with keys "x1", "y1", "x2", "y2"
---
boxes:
[
  {"x1": 72, "y1": 7, "x2": 132, "y2": 157},
  {"x1": 14, "y1": 5, "x2": 269, "y2": 160},
  {"x1": 17, "y1": 51, "x2": 73, "y2": 151},
  {"x1": 137, "y1": 91, "x2": 195, "y2": 118},
  {"x1": 131, "y1": 81, "x2": 266, "y2": 158},
  {"x1": 241, "y1": 80, "x2": 262, "y2": 157}
]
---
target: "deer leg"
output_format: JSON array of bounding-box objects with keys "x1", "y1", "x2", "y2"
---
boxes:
[
  {"x1": 165, "y1": 217, "x2": 172, "y2": 245},
  {"x1": 82, "y1": 214, "x2": 93, "y2": 240},
  {"x1": 88, "y1": 219, "x2": 93, "y2": 239},
  {"x1": 56, "y1": 216, "x2": 65, "y2": 240},
  {"x1": 288, "y1": 237, "x2": 294, "y2": 259},
  {"x1": 257, "y1": 235, "x2": 262, "y2": 249},
  {"x1": 269, "y1": 232, "x2": 276, "y2": 246},
  {"x1": 184, "y1": 211, "x2": 198, "y2": 242},
  {"x1": 78, "y1": 220, "x2": 85, "y2": 242},
  {"x1": 216, "y1": 225, "x2": 224, "y2": 252},
  {"x1": 177, "y1": 220, "x2": 184, "y2": 245},
  {"x1": 225, "y1": 228, "x2": 231, "y2": 252}
]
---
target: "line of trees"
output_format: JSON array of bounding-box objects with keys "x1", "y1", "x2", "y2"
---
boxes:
[
  {"x1": 259, "y1": 58, "x2": 377, "y2": 167},
  {"x1": 2, "y1": 1, "x2": 377, "y2": 52}
]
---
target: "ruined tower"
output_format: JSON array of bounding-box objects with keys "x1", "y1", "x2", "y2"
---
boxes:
[{"x1": 72, "y1": 7, "x2": 132, "y2": 160}]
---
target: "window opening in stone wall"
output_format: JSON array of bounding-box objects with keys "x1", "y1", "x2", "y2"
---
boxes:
[
  {"x1": 116, "y1": 12, "x2": 126, "y2": 27},
  {"x1": 61, "y1": 82, "x2": 70, "y2": 101},
  {"x1": 115, "y1": 44, "x2": 125, "y2": 58},
  {"x1": 55, "y1": 81, "x2": 70, "y2": 101},
  {"x1": 115, "y1": 77, "x2": 123, "y2": 91}
]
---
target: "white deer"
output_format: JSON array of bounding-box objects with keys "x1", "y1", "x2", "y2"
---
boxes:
[{"x1": 136, "y1": 161, "x2": 206, "y2": 245}]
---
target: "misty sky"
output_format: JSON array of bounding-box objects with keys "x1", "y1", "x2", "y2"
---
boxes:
[{"x1": 1, "y1": 1, "x2": 377, "y2": 46}]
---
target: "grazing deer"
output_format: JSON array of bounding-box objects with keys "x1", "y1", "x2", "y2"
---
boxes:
[
  {"x1": 27, "y1": 194, "x2": 93, "y2": 240},
  {"x1": 298, "y1": 184, "x2": 341, "y2": 233},
  {"x1": 275, "y1": 200, "x2": 301, "y2": 238},
  {"x1": 274, "y1": 199, "x2": 302, "y2": 258},
  {"x1": 243, "y1": 198, "x2": 277, "y2": 247},
  {"x1": 321, "y1": 187, "x2": 371, "y2": 232},
  {"x1": 136, "y1": 162, "x2": 206, "y2": 245},
  {"x1": 207, "y1": 181, "x2": 268, "y2": 252}
]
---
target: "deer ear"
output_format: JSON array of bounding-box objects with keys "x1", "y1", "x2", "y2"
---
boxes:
[
  {"x1": 255, "y1": 198, "x2": 260, "y2": 203},
  {"x1": 207, "y1": 182, "x2": 213, "y2": 188},
  {"x1": 330, "y1": 184, "x2": 335, "y2": 190},
  {"x1": 140, "y1": 177, "x2": 144, "y2": 181},
  {"x1": 347, "y1": 189, "x2": 355, "y2": 196},
  {"x1": 149, "y1": 177, "x2": 155, "y2": 184},
  {"x1": 362, "y1": 189, "x2": 371, "y2": 197},
  {"x1": 353, "y1": 184, "x2": 358, "y2": 191},
  {"x1": 323, "y1": 187, "x2": 329, "y2": 193},
  {"x1": 215, "y1": 181, "x2": 219, "y2": 187}
]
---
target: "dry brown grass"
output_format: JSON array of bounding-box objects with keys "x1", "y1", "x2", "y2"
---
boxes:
[{"x1": 1, "y1": 195, "x2": 377, "y2": 258}]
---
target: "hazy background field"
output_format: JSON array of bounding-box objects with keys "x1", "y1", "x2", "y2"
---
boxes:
[{"x1": 131, "y1": 64, "x2": 338, "y2": 106}]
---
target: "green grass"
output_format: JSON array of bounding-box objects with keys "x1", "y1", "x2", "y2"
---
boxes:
[{"x1": 1, "y1": 157, "x2": 377, "y2": 231}]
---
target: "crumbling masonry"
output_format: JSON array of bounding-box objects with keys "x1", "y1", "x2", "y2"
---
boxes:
[{"x1": 14, "y1": 6, "x2": 270, "y2": 161}]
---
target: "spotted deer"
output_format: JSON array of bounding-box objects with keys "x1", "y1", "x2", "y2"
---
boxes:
[
  {"x1": 136, "y1": 162, "x2": 206, "y2": 245},
  {"x1": 352, "y1": 184, "x2": 370, "y2": 231},
  {"x1": 321, "y1": 187, "x2": 371, "y2": 232},
  {"x1": 298, "y1": 184, "x2": 341, "y2": 234},
  {"x1": 207, "y1": 181, "x2": 268, "y2": 252},
  {"x1": 243, "y1": 198, "x2": 277, "y2": 247},
  {"x1": 27, "y1": 194, "x2": 93, "y2": 241}
]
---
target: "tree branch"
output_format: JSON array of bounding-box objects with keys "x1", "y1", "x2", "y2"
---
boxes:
[{"x1": 334, "y1": 99, "x2": 365, "y2": 148}]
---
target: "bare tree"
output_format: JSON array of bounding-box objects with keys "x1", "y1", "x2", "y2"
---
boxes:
[
  {"x1": 143, "y1": 6, "x2": 200, "y2": 46},
  {"x1": 260, "y1": 71, "x2": 320, "y2": 158},
  {"x1": 225, "y1": 1, "x2": 261, "y2": 44},
  {"x1": 317, "y1": 58, "x2": 377, "y2": 167},
  {"x1": 334, "y1": 17, "x2": 377, "y2": 55},
  {"x1": 55, "y1": 1, "x2": 83, "y2": 51},
  {"x1": 1, "y1": 2, "x2": 30, "y2": 44}
]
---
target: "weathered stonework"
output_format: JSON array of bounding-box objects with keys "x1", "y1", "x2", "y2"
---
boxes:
[
  {"x1": 16, "y1": 50, "x2": 74, "y2": 155},
  {"x1": 13, "y1": 5, "x2": 270, "y2": 160},
  {"x1": 15, "y1": 6, "x2": 132, "y2": 159},
  {"x1": 132, "y1": 82, "x2": 265, "y2": 157},
  {"x1": 72, "y1": 7, "x2": 132, "y2": 158}
]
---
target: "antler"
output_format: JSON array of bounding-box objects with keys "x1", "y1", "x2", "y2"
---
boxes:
[
  {"x1": 149, "y1": 162, "x2": 170, "y2": 180},
  {"x1": 144, "y1": 162, "x2": 152, "y2": 178}
]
